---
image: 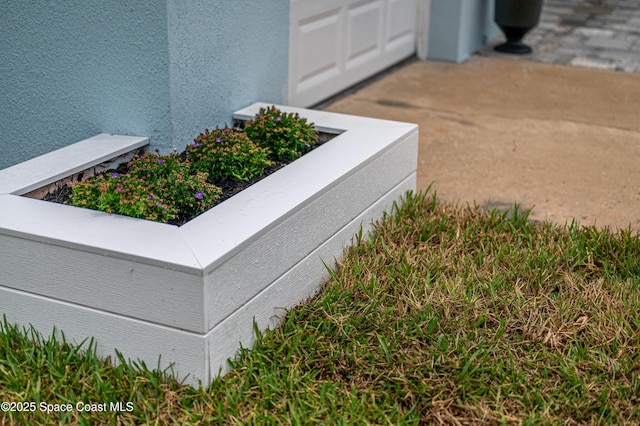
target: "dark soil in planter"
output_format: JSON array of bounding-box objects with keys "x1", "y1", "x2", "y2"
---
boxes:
[{"x1": 42, "y1": 130, "x2": 337, "y2": 226}]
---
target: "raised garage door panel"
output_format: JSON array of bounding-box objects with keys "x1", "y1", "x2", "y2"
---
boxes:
[
  {"x1": 290, "y1": 0, "x2": 416, "y2": 107},
  {"x1": 345, "y1": 0, "x2": 383, "y2": 69}
]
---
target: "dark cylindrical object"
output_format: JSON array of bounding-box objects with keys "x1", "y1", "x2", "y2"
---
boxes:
[{"x1": 494, "y1": 0, "x2": 544, "y2": 54}]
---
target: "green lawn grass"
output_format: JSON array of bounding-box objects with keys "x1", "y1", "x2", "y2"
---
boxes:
[{"x1": 1, "y1": 189, "x2": 639, "y2": 425}]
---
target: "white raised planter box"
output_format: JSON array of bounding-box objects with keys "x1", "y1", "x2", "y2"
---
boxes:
[{"x1": 0, "y1": 103, "x2": 418, "y2": 386}]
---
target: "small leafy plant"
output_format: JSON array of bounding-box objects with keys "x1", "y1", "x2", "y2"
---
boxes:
[
  {"x1": 244, "y1": 106, "x2": 317, "y2": 161},
  {"x1": 68, "y1": 152, "x2": 221, "y2": 223},
  {"x1": 187, "y1": 128, "x2": 272, "y2": 182},
  {"x1": 127, "y1": 152, "x2": 222, "y2": 219},
  {"x1": 65, "y1": 106, "x2": 321, "y2": 224}
]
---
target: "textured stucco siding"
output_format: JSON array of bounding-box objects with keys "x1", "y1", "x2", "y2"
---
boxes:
[
  {"x1": 166, "y1": 0, "x2": 289, "y2": 154},
  {"x1": 0, "y1": 1, "x2": 289, "y2": 170},
  {"x1": 428, "y1": 0, "x2": 499, "y2": 63},
  {"x1": 0, "y1": 2, "x2": 171, "y2": 170}
]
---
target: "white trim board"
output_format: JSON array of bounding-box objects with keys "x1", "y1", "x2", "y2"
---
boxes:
[{"x1": 0, "y1": 133, "x2": 149, "y2": 195}]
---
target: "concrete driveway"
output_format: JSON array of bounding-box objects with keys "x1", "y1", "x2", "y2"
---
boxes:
[{"x1": 323, "y1": 56, "x2": 640, "y2": 233}]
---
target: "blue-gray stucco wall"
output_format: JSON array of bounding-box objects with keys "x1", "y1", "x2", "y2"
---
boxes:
[
  {"x1": 428, "y1": 0, "x2": 499, "y2": 63},
  {"x1": 166, "y1": 1, "x2": 289, "y2": 155},
  {"x1": 0, "y1": 1, "x2": 289, "y2": 170}
]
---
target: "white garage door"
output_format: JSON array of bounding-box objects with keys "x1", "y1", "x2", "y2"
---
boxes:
[{"x1": 289, "y1": 0, "x2": 418, "y2": 107}]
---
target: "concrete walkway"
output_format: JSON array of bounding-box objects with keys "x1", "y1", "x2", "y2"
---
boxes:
[{"x1": 322, "y1": 1, "x2": 640, "y2": 233}]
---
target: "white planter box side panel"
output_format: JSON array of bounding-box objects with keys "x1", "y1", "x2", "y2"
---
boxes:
[
  {"x1": 203, "y1": 129, "x2": 417, "y2": 329},
  {"x1": 207, "y1": 173, "x2": 416, "y2": 379},
  {"x1": 0, "y1": 286, "x2": 207, "y2": 385}
]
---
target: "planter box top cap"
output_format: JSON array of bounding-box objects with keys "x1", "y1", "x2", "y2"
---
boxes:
[{"x1": 0, "y1": 103, "x2": 418, "y2": 275}]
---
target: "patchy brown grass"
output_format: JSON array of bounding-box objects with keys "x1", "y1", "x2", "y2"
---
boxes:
[{"x1": 2, "y1": 189, "x2": 639, "y2": 425}]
